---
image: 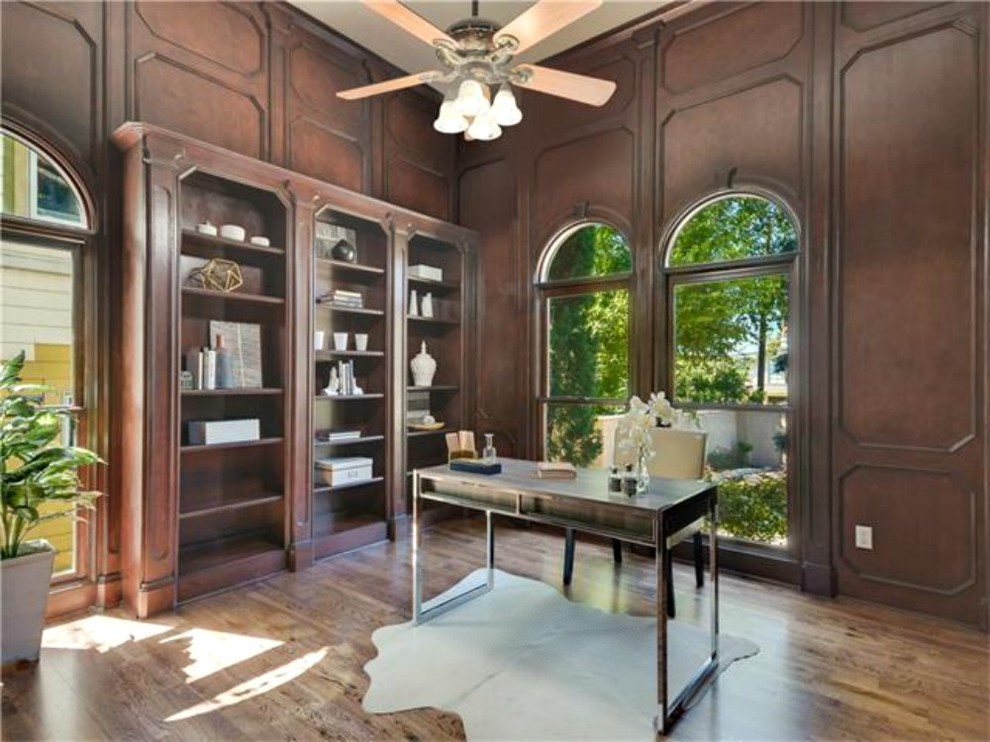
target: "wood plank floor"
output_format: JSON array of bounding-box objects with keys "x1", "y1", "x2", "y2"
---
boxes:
[{"x1": 3, "y1": 517, "x2": 988, "y2": 741}]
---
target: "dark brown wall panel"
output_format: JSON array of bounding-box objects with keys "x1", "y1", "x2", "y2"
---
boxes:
[
  {"x1": 128, "y1": 1, "x2": 269, "y2": 160},
  {"x1": 661, "y1": 78, "x2": 803, "y2": 218},
  {"x1": 840, "y1": 467, "x2": 976, "y2": 593},
  {"x1": 386, "y1": 95, "x2": 449, "y2": 173},
  {"x1": 662, "y1": 1, "x2": 804, "y2": 93},
  {"x1": 841, "y1": 1, "x2": 947, "y2": 32},
  {"x1": 282, "y1": 31, "x2": 371, "y2": 192},
  {"x1": 834, "y1": 12, "x2": 984, "y2": 626},
  {"x1": 533, "y1": 128, "x2": 635, "y2": 235},
  {"x1": 386, "y1": 157, "x2": 450, "y2": 222},
  {"x1": 459, "y1": 160, "x2": 522, "y2": 456},
  {"x1": 135, "y1": 1, "x2": 264, "y2": 75},
  {"x1": 384, "y1": 93, "x2": 452, "y2": 219},
  {"x1": 288, "y1": 119, "x2": 364, "y2": 192},
  {"x1": 838, "y1": 26, "x2": 977, "y2": 451},
  {"x1": 134, "y1": 56, "x2": 265, "y2": 160},
  {"x1": 1, "y1": 2, "x2": 100, "y2": 168}
]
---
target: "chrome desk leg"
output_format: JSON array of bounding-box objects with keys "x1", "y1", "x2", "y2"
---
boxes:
[
  {"x1": 486, "y1": 509, "x2": 495, "y2": 590},
  {"x1": 412, "y1": 475, "x2": 493, "y2": 625},
  {"x1": 656, "y1": 489, "x2": 722, "y2": 736},
  {"x1": 710, "y1": 489, "x2": 720, "y2": 661},
  {"x1": 412, "y1": 470, "x2": 424, "y2": 623},
  {"x1": 655, "y1": 510, "x2": 668, "y2": 735}
]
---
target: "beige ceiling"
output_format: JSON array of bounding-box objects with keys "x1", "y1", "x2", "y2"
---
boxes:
[{"x1": 290, "y1": 1, "x2": 686, "y2": 75}]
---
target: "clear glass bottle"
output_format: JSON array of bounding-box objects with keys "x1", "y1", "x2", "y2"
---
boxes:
[{"x1": 482, "y1": 433, "x2": 497, "y2": 464}]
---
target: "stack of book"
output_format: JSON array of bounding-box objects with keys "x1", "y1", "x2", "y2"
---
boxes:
[
  {"x1": 336, "y1": 360, "x2": 357, "y2": 394},
  {"x1": 315, "y1": 289, "x2": 364, "y2": 308},
  {"x1": 535, "y1": 461, "x2": 578, "y2": 480},
  {"x1": 324, "y1": 429, "x2": 361, "y2": 442},
  {"x1": 332, "y1": 289, "x2": 363, "y2": 308}
]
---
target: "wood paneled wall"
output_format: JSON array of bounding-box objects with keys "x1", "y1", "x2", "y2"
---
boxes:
[
  {"x1": 0, "y1": 0, "x2": 456, "y2": 616},
  {"x1": 457, "y1": 1, "x2": 988, "y2": 628},
  {"x1": 1, "y1": 1, "x2": 454, "y2": 217}
]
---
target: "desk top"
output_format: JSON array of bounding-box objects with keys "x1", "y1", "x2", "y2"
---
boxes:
[{"x1": 415, "y1": 457, "x2": 714, "y2": 514}]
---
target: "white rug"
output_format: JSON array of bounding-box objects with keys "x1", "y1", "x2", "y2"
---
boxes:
[{"x1": 363, "y1": 569, "x2": 758, "y2": 740}]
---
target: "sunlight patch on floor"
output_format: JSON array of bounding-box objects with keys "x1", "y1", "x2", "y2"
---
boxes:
[
  {"x1": 42, "y1": 615, "x2": 174, "y2": 653},
  {"x1": 160, "y1": 628, "x2": 283, "y2": 683},
  {"x1": 165, "y1": 647, "x2": 329, "y2": 722}
]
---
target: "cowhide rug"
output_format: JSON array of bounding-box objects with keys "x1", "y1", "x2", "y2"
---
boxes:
[{"x1": 363, "y1": 569, "x2": 758, "y2": 740}]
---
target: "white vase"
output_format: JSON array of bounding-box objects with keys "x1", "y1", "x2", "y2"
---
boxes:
[
  {"x1": 421, "y1": 292, "x2": 434, "y2": 318},
  {"x1": 410, "y1": 341, "x2": 437, "y2": 387},
  {"x1": 408, "y1": 289, "x2": 419, "y2": 317},
  {"x1": 1, "y1": 540, "x2": 55, "y2": 664}
]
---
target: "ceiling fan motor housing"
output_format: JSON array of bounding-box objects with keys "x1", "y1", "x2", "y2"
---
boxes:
[{"x1": 434, "y1": 16, "x2": 519, "y2": 80}]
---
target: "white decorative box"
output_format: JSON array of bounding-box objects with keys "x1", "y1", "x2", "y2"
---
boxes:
[
  {"x1": 188, "y1": 418, "x2": 260, "y2": 446},
  {"x1": 408, "y1": 264, "x2": 443, "y2": 282},
  {"x1": 315, "y1": 456, "x2": 374, "y2": 486}
]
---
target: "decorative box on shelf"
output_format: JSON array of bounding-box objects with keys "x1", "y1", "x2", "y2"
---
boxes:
[
  {"x1": 408, "y1": 264, "x2": 443, "y2": 282},
  {"x1": 315, "y1": 456, "x2": 374, "y2": 486},
  {"x1": 188, "y1": 418, "x2": 260, "y2": 446}
]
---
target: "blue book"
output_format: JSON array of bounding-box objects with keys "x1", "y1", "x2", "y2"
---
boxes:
[{"x1": 449, "y1": 459, "x2": 502, "y2": 475}]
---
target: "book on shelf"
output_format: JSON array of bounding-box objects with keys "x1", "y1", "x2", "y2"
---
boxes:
[
  {"x1": 335, "y1": 360, "x2": 360, "y2": 395},
  {"x1": 535, "y1": 461, "x2": 578, "y2": 479},
  {"x1": 325, "y1": 430, "x2": 362, "y2": 441}
]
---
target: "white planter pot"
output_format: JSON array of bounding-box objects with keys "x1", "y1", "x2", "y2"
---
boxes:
[{"x1": 1, "y1": 540, "x2": 55, "y2": 665}]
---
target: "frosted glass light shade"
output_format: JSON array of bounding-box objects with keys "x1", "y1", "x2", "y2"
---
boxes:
[
  {"x1": 466, "y1": 112, "x2": 502, "y2": 141},
  {"x1": 491, "y1": 86, "x2": 522, "y2": 127},
  {"x1": 433, "y1": 101, "x2": 469, "y2": 134},
  {"x1": 454, "y1": 79, "x2": 491, "y2": 118}
]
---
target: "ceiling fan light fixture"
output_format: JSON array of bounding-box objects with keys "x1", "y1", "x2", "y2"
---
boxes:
[
  {"x1": 491, "y1": 85, "x2": 522, "y2": 127},
  {"x1": 453, "y1": 79, "x2": 491, "y2": 118},
  {"x1": 466, "y1": 110, "x2": 502, "y2": 142},
  {"x1": 434, "y1": 100, "x2": 469, "y2": 134}
]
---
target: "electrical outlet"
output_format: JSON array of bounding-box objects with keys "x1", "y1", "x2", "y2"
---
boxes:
[{"x1": 855, "y1": 525, "x2": 873, "y2": 550}]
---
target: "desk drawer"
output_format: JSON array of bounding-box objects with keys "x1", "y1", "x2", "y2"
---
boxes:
[{"x1": 520, "y1": 496, "x2": 655, "y2": 543}]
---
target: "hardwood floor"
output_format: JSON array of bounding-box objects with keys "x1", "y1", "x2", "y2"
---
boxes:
[{"x1": 3, "y1": 517, "x2": 988, "y2": 741}]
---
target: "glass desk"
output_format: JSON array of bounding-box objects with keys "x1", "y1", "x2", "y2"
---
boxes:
[{"x1": 412, "y1": 457, "x2": 719, "y2": 735}]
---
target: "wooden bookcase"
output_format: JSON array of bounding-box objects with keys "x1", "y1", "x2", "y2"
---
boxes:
[
  {"x1": 396, "y1": 222, "x2": 475, "y2": 521},
  {"x1": 114, "y1": 124, "x2": 298, "y2": 616},
  {"x1": 309, "y1": 207, "x2": 392, "y2": 559},
  {"x1": 115, "y1": 122, "x2": 477, "y2": 615}
]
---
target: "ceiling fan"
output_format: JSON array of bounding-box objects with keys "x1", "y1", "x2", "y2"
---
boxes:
[{"x1": 336, "y1": 0, "x2": 617, "y2": 141}]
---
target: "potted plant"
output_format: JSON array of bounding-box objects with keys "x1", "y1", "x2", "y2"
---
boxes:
[{"x1": 1, "y1": 351, "x2": 102, "y2": 664}]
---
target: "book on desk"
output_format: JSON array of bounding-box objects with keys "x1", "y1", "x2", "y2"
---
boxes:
[{"x1": 535, "y1": 461, "x2": 577, "y2": 479}]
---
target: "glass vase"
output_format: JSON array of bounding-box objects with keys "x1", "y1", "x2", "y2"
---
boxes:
[{"x1": 636, "y1": 449, "x2": 650, "y2": 493}]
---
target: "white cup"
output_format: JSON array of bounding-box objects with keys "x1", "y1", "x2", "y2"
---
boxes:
[
  {"x1": 354, "y1": 333, "x2": 369, "y2": 351},
  {"x1": 333, "y1": 332, "x2": 348, "y2": 351},
  {"x1": 314, "y1": 331, "x2": 325, "y2": 350}
]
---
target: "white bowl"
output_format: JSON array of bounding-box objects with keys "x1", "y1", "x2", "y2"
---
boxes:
[
  {"x1": 196, "y1": 222, "x2": 218, "y2": 236},
  {"x1": 219, "y1": 224, "x2": 246, "y2": 241},
  {"x1": 249, "y1": 236, "x2": 270, "y2": 247}
]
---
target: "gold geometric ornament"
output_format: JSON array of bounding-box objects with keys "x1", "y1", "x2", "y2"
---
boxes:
[{"x1": 187, "y1": 258, "x2": 243, "y2": 292}]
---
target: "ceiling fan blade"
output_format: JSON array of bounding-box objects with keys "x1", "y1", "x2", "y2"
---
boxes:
[
  {"x1": 337, "y1": 71, "x2": 444, "y2": 100},
  {"x1": 361, "y1": 0, "x2": 454, "y2": 47},
  {"x1": 514, "y1": 65, "x2": 616, "y2": 107},
  {"x1": 495, "y1": 0, "x2": 602, "y2": 55}
]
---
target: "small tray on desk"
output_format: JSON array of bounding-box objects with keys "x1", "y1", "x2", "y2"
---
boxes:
[
  {"x1": 409, "y1": 421, "x2": 445, "y2": 431},
  {"x1": 449, "y1": 458, "x2": 502, "y2": 475}
]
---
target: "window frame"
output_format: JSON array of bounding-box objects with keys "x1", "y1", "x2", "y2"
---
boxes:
[
  {"x1": 535, "y1": 221, "x2": 634, "y2": 461},
  {"x1": 1, "y1": 124, "x2": 100, "y2": 597},
  {"x1": 660, "y1": 190, "x2": 801, "y2": 561}
]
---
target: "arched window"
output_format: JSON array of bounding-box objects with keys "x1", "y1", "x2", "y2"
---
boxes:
[
  {"x1": 1, "y1": 128, "x2": 93, "y2": 581},
  {"x1": 663, "y1": 192, "x2": 797, "y2": 549},
  {"x1": 537, "y1": 223, "x2": 632, "y2": 466}
]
